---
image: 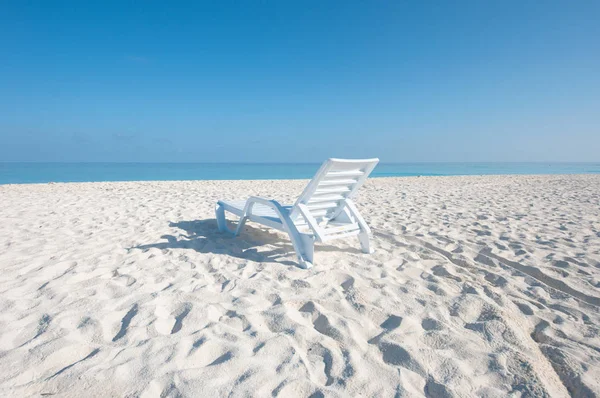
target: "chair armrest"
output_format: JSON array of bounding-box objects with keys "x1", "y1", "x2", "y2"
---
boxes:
[
  {"x1": 342, "y1": 199, "x2": 372, "y2": 234},
  {"x1": 238, "y1": 196, "x2": 315, "y2": 268},
  {"x1": 245, "y1": 196, "x2": 287, "y2": 216},
  {"x1": 233, "y1": 196, "x2": 285, "y2": 236}
]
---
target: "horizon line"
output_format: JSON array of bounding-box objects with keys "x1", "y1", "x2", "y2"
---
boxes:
[{"x1": 2, "y1": 161, "x2": 599, "y2": 165}]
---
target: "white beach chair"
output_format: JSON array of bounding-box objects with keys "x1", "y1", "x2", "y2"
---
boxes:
[{"x1": 215, "y1": 158, "x2": 379, "y2": 269}]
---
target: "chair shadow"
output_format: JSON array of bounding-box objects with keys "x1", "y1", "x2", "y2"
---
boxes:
[{"x1": 131, "y1": 219, "x2": 362, "y2": 268}]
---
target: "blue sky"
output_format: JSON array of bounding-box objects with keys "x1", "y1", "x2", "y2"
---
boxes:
[{"x1": 1, "y1": 1, "x2": 599, "y2": 162}]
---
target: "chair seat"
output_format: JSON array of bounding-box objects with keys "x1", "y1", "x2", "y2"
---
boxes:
[
  {"x1": 218, "y1": 199, "x2": 362, "y2": 238},
  {"x1": 219, "y1": 199, "x2": 292, "y2": 219},
  {"x1": 218, "y1": 199, "x2": 295, "y2": 231}
]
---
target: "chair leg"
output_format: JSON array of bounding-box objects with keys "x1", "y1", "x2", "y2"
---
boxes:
[
  {"x1": 358, "y1": 231, "x2": 374, "y2": 254},
  {"x1": 287, "y1": 232, "x2": 314, "y2": 269},
  {"x1": 234, "y1": 216, "x2": 248, "y2": 236},
  {"x1": 215, "y1": 203, "x2": 227, "y2": 232},
  {"x1": 299, "y1": 234, "x2": 315, "y2": 268}
]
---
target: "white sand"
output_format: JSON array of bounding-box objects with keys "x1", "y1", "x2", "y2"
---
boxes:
[{"x1": 1, "y1": 175, "x2": 599, "y2": 397}]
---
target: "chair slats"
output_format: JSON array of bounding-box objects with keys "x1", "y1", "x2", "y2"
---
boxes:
[
  {"x1": 307, "y1": 194, "x2": 346, "y2": 203},
  {"x1": 325, "y1": 170, "x2": 364, "y2": 178},
  {"x1": 314, "y1": 186, "x2": 351, "y2": 194},
  {"x1": 308, "y1": 209, "x2": 329, "y2": 218},
  {"x1": 318, "y1": 178, "x2": 358, "y2": 186},
  {"x1": 306, "y1": 201, "x2": 340, "y2": 210}
]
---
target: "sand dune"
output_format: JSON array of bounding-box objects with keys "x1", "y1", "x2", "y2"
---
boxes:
[{"x1": 1, "y1": 175, "x2": 599, "y2": 397}]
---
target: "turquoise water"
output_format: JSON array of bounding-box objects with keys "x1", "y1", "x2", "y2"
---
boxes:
[{"x1": 1, "y1": 162, "x2": 599, "y2": 184}]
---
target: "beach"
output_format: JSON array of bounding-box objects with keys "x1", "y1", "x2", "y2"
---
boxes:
[{"x1": 1, "y1": 175, "x2": 599, "y2": 397}]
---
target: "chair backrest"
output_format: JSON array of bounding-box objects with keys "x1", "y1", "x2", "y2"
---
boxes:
[{"x1": 291, "y1": 158, "x2": 379, "y2": 224}]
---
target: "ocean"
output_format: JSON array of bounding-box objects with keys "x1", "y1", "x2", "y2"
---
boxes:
[{"x1": 1, "y1": 162, "x2": 599, "y2": 185}]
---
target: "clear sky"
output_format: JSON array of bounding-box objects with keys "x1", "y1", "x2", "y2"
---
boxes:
[{"x1": 1, "y1": 1, "x2": 599, "y2": 163}]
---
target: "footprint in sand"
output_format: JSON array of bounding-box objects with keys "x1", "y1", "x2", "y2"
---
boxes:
[
  {"x1": 154, "y1": 303, "x2": 192, "y2": 335},
  {"x1": 421, "y1": 318, "x2": 443, "y2": 331},
  {"x1": 299, "y1": 301, "x2": 343, "y2": 341},
  {"x1": 431, "y1": 265, "x2": 462, "y2": 282},
  {"x1": 112, "y1": 304, "x2": 138, "y2": 342},
  {"x1": 112, "y1": 269, "x2": 137, "y2": 287},
  {"x1": 30, "y1": 344, "x2": 101, "y2": 382},
  {"x1": 514, "y1": 301, "x2": 534, "y2": 316},
  {"x1": 369, "y1": 315, "x2": 402, "y2": 344}
]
